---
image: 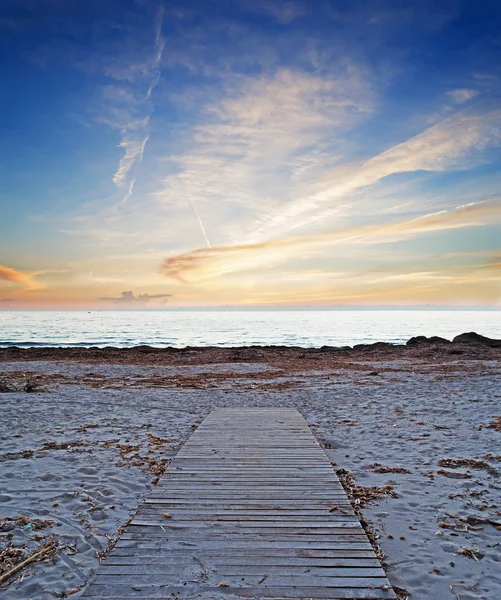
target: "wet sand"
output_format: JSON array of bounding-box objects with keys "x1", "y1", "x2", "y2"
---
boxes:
[{"x1": 1, "y1": 335, "x2": 500, "y2": 599}]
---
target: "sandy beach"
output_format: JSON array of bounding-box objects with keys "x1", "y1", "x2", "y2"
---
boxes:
[{"x1": 1, "y1": 333, "x2": 500, "y2": 599}]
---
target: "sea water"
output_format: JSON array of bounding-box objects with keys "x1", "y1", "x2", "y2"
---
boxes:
[{"x1": 0, "y1": 310, "x2": 499, "y2": 348}]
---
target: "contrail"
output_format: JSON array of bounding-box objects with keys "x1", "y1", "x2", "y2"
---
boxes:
[
  {"x1": 112, "y1": 4, "x2": 165, "y2": 208},
  {"x1": 181, "y1": 183, "x2": 211, "y2": 248}
]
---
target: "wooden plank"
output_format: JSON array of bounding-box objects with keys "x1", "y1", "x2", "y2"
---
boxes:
[
  {"x1": 154, "y1": 480, "x2": 342, "y2": 485},
  {"x1": 143, "y1": 498, "x2": 349, "y2": 505},
  {"x1": 152, "y1": 483, "x2": 345, "y2": 488},
  {"x1": 109, "y1": 548, "x2": 378, "y2": 557},
  {"x1": 82, "y1": 584, "x2": 394, "y2": 598},
  {"x1": 143, "y1": 501, "x2": 353, "y2": 509},
  {"x1": 119, "y1": 532, "x2": 368, "y2": 540},
  {"x1": 97, "y1": 565, "x2": 387, "y2": 577},
  {"x1": 130, "y1": 521, "x2": 362, "y2": 529},
  {"x1": 105, "y1": 556, "x2": 382, "y2": 566},
  {"x1": 114, "y1": 541, "x2": 376, "y2": 551},
  {"x1": 92, "y1": 574, "x2": 391, "y2": 586},
  {"x1": 146, "y1": 494, "x2": 349, "y2": 499},
  {"x1": 137, "y1": 506, "x2": 358, "y2": 523},
  {"x1": 115, "y1": 541, "x2": 377, "y2": 552},
  {"x1": 82, "y1": 408, "x2": 395, "y2": 600}
]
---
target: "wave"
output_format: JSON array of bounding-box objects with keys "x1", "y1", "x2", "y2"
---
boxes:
[{"x1": 0, "y1": 341, "x2": 152, "y2": 348}]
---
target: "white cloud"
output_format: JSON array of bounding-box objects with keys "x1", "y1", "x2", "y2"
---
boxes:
[
  {"x1": 101, "y1": 5, "x2": 165, "y2": 205},
  {"x1": 112, "y1": 135, "x2": 149, "y2": 188},
  {"x1": 152, "y1": 63, "x2": 501, "y2": 251},
  {"x1": 361, "y1": 110, "x2": 501, "y2": 172},
  {"x1": 153, "y1": 66, "x2": 374, "y2": 246},
  {"x1": 446, "y1": 88, "x2": 479, "y2": 104},
  {"x1": 248, "y1": 108, "x2": 501, "y2": 240},
  {"x1": 473, "y1": 73, "x2": 497, "y2": 80},
  {"x1": 247, "y1": 1, "x2": 304, "y2": 24}
]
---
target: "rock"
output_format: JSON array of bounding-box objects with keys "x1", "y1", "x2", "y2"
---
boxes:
[
  {"x1": 352, "y1": 342, "x2": 395, "y2": 352},
  {"x1": 407, "y1": 335, "x2": 450, "y2": 345},
  {"x1": 406, "y1": 335, "x2": 427, "y2": 345},
  {"x1": 429, "y1": 336, "x2": 450, "y2": 344},
  {"x1": 452, "y1": 332, "x2": 501, "y2": 348}
]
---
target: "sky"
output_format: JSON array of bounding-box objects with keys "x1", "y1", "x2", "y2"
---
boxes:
[{"x1": 0, "y1": 0, "x2": 500, "y2": 309}]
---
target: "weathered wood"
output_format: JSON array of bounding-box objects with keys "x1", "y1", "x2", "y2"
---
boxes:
[
  {"x1": 82, "y1": 408, "x2": 395, "y2": 599},
  {"x1": 119, "y1": 532, "x2": 368, "y2": 541},
  {"x1": 109, "y1": 548, "x2": 378, "y2": 558},
  {"x1": 138, "y1": 508, "x2": 356, "y2": 514},
  {"x1": 143, "y1": 498, "x2": 350, "y2": 505},
  {"x1": 143, "y1": 500, "x2": 352, "y2": 508},
  {"x1": 82, "y1": 585, "x2": 395, "y2": 598},
  {"x1": 96, "y1": 565, "x2": 387, "y2": 577},
  {"x1": 92, "y1": 574, "x2": 390, "y2": 587},
  {"x1": 119, "y1": 540, "x2": 371, "y2": 550},
  {"x1": 105, "y1": 556, "x2": 382, "y2": 566},
  {"x1": 114, "y1": 540, "x2": 375, "y2": 550}
]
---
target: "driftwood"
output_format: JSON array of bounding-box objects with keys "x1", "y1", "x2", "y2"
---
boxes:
[{"x1": 0, "y1": 538, "x2": 58, "y2": 586}]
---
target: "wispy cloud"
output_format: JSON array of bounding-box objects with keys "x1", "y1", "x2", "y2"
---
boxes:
[
  {"x1": 160, "y1": 201, "x2": 501, "y2": 282},
  {"x1": 104, "y1": 4, "x2": 165, "y2": 206},
  {"x1": 247, "y1": 0, "x2": 305, "y2": 24},
  {"x1": 153, "y1": 66, "x2": 374, "y2": 245},
  {"x1": 446, "y1": 88, "x2": 479, "y2": 104},
  {"x1": 0, "y1": 264, "x2": 43, "y2": 291},
  {"x1": 151, "y1": 61, "x2": 500, "y2": 256},
  {"x1": 248, "y1": 108, "x2": 501, "y2": 239},
  {"x1": 113, "y1": 135, "x2": 150, "y2": 188},
  {"x1": 240, "y1": 258, "x2": 501, "y2": 306}
]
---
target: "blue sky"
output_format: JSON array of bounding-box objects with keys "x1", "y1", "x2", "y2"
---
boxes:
[{"x1": 0, "y1": 0, "x2": 500, "y2": 307}]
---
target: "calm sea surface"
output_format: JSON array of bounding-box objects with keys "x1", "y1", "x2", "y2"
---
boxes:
[{"x1": 0, "y1": 310, "x2": 499, "y2": 348}]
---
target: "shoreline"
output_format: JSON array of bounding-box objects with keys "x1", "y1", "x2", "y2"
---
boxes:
[{"x1": 1, "y1": 331, "x2": 500, "y2": 366}]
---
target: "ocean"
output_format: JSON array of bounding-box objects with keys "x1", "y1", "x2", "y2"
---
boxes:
[{"x1": 0, "y1": 310, "x2": 499, "y2": 348}]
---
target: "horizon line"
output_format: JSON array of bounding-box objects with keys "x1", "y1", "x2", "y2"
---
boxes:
[{"x1": 0, "y1": 305, "x2": 500, "y2": 312}]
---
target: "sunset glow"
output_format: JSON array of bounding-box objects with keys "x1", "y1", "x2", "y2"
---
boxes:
[{"x1": 1, "y1": 0, "x2": 500, "y2": 308}]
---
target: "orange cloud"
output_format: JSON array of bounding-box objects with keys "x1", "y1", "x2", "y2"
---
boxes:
[
  {"x1": 0, "y1": 264, "x2": 42, "y2": 291},
  {"x1": 161, "y1": 201, "x2": 501, "y2": 282}
]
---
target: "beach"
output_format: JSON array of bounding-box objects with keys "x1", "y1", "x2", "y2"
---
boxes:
[{"x1": 1, "y1": 334, "x2": 500, "y2": 599}]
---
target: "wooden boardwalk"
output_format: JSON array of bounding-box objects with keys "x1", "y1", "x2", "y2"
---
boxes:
[{"x1": 83, "y1": 408, "x2": 396, "y2": 599}]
